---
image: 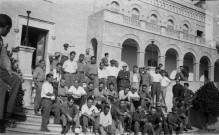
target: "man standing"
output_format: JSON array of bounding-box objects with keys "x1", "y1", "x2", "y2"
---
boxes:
[
  {"x1": 99, "y1": 105, "x2": 114, "y2": 135},
  {"x1": 183, "y1": 83, "x2": 196, "y2": 130},
  {"x1": 60, "y1": 43, "x2": 70, "y2": 65},
  {"x1": 167, "y1": 107, "x2": 183, "y2": 135},
  {"x1": 41, "y1": 73, "x2": 56, "y2": 132},
  {"x1": 130, "y1": 65, "x2": 141, "y2": 92},
  {"x1": 60, "y1": 96, "x2": 80, "y2": 135},
  {"x1": 117, "y1": 63, "x2": 130, "y2": 91},
  {"x1": 51, "y1": 52, "x2": 61, "y2": 70},
  {"x1": 63, "y1": 51, "x2": 77, "y2": 88},
  {"x1": 140, "y1": 67, "x2": 152, "y2": 91},
  {"x1": 175, "y1": 66, "x2": 189, "y2": 81},
  {"x1": 160, "y1": 71, "x2": 171, "y2": 110},
  {"x1": 0, "y1": 14, "x2": 21, "y2": 133},
  {"x1": 76, "y1": 54, "x2": 86, "y2": 86},
  {"x1": 150, "y1": 67, "x2": 162, "y2": 106},
  {"x1": 101, "y1": 53, "x2": 109, "y2": 67},
  {"x1": 81, "y1": 97, "x2": 100, "y2": 134},
  {"x1": 84, "y1": 49, "x2": 92, "y2": 64},
  {"x1": 172, "y1": 79, "x2": 184, "y2": 106},
  {"x1": 52, "y1": 63, "x2": 63, "y2": 84},
  {"x1": 85, "y1": 56, "x2": 98, "y2": 89},
  {"x1": 98, "y1": 62, "x2": 107, "y2": 88},
  {"x1": 33, "y1": 60, "x2": 46, "y2": 115},
  {"x1": 57, "y1": 78, "x2": 68, "y2": 103},
  {"x1": 106, "y1": 60, "x2": 119, "y2": 90}
]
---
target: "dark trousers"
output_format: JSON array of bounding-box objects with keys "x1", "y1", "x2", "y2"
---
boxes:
[
  {"x1": 134, "y1": 122, "x2": 153, "y2": 135},
  {"x1": 76, "y1": 72, "x2": 85, "y2": 87},
  {"x1": 0, "y1": 69, "x2": 20, "y2": 119},
  {"x1": 151, "y1": 82, "x2": 161, "y2": 104},
  {"x1": 41, "y1": 98, "x2": 52, "y2": 130},
  {"x1": 34, "y1": 82, "x2": 43, "y2": 113},
  {"x1": 81, "y1": 115, "x2": 100, "y2": 132},
  {"x1": 168, "y1": 124, "x2": 183, "y2": 135},
  {"x1": 60, "y1": 114, "x2": 80, "y2": 134},
  {"x1": 52, "y1": 100, "x2": 61, "y2": 124},
  {"x1": 64, "y1": 73, "x2": 76, "y2": 88},
  {"x1": 107, "y1": 76, "x2": 117, "y2": 90},
  {"x1": 118, "y1": 115, "x2": 132, "y2": 130},
  {"x1": 74, "y1": 96, "x2": 87, "y2": 110}
]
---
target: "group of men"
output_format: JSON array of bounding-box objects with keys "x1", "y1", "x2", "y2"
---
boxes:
[{"x1": 32, "y1": 44, "x2": 197, "y2": 135}]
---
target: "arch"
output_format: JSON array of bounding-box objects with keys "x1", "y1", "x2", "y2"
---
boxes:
[
  {"x1": 129, "y1": 4, "x2": 142, "y2": 14},
  {"x1": 145, "y1": 39, "x2": 161, "y2": 56},
  {"x1": 182, "y1": 48, "x2": 198, "y2": 63},
  {"x1": 214, "y1": 59, "x2": 219, "y2": 82},
  {"x1": 110, "y1": 1, "x2": 120, "y2": 12},
  {"x1": 148, "y1": 10, "x2": 161, "y2": 19},
  {"x1": 180, "y1": 20, "x2": 191, "y2": 33},
  {"x1": 119, "y1": 34, "x2": 142, "y2": 51},
  {"x1": 199, "y1": 55, "x2": 211, "y2": 82},
  {"x1": 131, "y1": 8, "x2": 140, "y2": 19},
  {"x1": 183, "y1": 52, "x2": 196, "y2": 81},
  {"x1": 167, "y1": 19, "x2": 174, "y2": 29},
  {"x1": 90, "y1": 38, "x2": 98, "y2": 58},
  {"x1": 109, "y1": 0, "x2": 124, "y2": 7},
  {"x1": 164, "y1": 44, "x2": 182, "y2": 60},
  {"x1": 165, "y1": 48, "x2": 179, "y2": 79},
  {"x1": 198, "y1": 52, "x2": 212, "y2": 65},
  {"x1": 166, "y1": 15, "x2": 176, "y2": 29}
]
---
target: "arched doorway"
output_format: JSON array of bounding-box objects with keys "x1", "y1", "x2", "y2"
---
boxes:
[
  {"x1": 121, "y1": 39, "x2": 139, "y2": 69},
  {"x1": 165, "y1": 48, "x2": 178, "y2": 79},
  {"x1": 91, "y1": 38, "x2": 97, "y2": 58},
  {"x1": 145, "y1": 42, "x2": 160, "y2": 67},
  {"x1": 200, "y1": 56, "x2": 210, "y2": 82},
  {"x1": 214, "y1": 60, "x2": 219, "y2": 82},
  {"x1": 183, "y1": 52, "x2": 196, "y2": 81}
]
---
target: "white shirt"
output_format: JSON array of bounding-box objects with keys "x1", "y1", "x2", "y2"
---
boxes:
[
  {"x1": 81, "y1": 104, "x2": 99, "y2": 115},
  {"x1": 99, "y1": 112, "x2": 112, "y2": 127},
  {"x1": 41, "y1": 81, "x2": 54, "y2": 99},
  {"x1": 68, "y1": 86, "x2": 86, "y2": 98},
  {"x1": 106, "y1": 66, "x2": 119, "y2": 77},
  {"x1": 63, "y1": 59, "x2": 77, "y2": 73},
  {"x1": 119, "y1": 90, "x2": 130, "y2": 100},
  {"x1": 53, "y1": 69, "x2": 62, "y2": 82},
  {"x1": 151, "y1": 73, "x2": 162, "y2": 82},
  {"x1": 128, "y1": 91, "x2": 139, "y2": 101},
  {"x1": 98, "y1": 68, "x2": 107, "y2": 79},
  {"x1": 161, "y1": 76, "x2": 171, "y2": 87},
  {"x1": 61, "y1": 49, "x2": 70, "y2": 57},
  {"x1": 133, "y1": 74, "x2": 138, "y2": 82}
]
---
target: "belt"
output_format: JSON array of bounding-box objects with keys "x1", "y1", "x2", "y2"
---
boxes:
[
  {"x1": 153, "y1": 82, "x2": 160, "y2": 83},
  {"x1": 77, "y1": 71, "x2": 84, "y2": 73},
  {"x1": 58, "y1": 95, "x2": 67, "y2": 97},
  {"x1": 65, "y1": 72, "x2": 76, "y2": 74},
  {"x1": 42, "y1": 97, "x2": 52, "y2": 100},
  {"x1": 108, "y1": 76, "x2": 116, "y2": 78},
  {"x1": 37, "y1": 80, "x2": 44, "y2": 83}
]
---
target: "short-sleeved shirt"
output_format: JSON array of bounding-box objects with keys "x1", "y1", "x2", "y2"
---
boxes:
[
  {"x1": 117, "y1": 105, "x2": 128, "y2": 114},
  {"x1": 104, "y1": 89, "x2": 118, "y2": 98},
  {"x1": 99, "y1": 112, "x2": 112, "y2": 127},
  {"x1": 41, "y1": 81, "x2": 54, "y2": 99},
  {"x1": 85, "y1": 63, "x2": 98, "y2": 75},
  {"x1": 84, "y1": 54, "x2": 92, "y2": 63},
  {"x1": 77, "y1": 61, "x2": 86, "y2": 72},
  {"x1": 128, "y1": 91, "x2": 139, "y2": 100},
  {"x1": 53, "y1": 69, "x2": 62, "y2": 83},
  {"x1": 63, "y1": 60, "x2": 77, "y2": 73},
  {"x1": 94, "y1": 88, "x2": 106, "y2": 100},
  {"x1": 33, "y1": 67, "x2": 45, "y2": 81},
  {"x1": 161, "y1": 76, "x2": 171, "y2": 87},
  {"x1": 151, "y1": 73, "x2": 162, "y2": 83},
  {"x1": 61, "y1": 103, "x2": 79, "y2": 117},
  {"x1": 81, "y1": 104, "x2": 99, "y2": 115},
  {"x1": 68, "y1": 86, "x2": 86, "y2": 98},
  {"x1": 119, "y1": 90, "x2": 130, "y2": 100},
  {"x1": 139, "y1": 90, "x2": 150, "y2": 99},
  {"x1": 98, "y1": 68, "x2": 107, "y2": 79},
  {"x1": 58, "y1": 85, "x2": 68, "y2": 96},
  {"x1": 106, "y1": 66, "x2": 119, "y2": 77}
]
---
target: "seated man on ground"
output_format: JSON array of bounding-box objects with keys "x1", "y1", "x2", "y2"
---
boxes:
[
  {"x1": 104, "y1": 83, "x2": 118, "y2": 99},
  {"x1": 99, "y1": 105, "x2": 114, "y2": 135},
  {"x1": 167, "y1": 107, "x2": 183, "y2": 135},
  {"x1": 133, "y1": 105, "x2": 155, "y2": 135},
  {"x1": 177, "y1": 102, "x2": 188, "y2": 132},
  {"x1": 67, "y1": 80, "x2": 87, "y2": 108},
  {"x1": 60, "y1": 96, "x2": 80, "y2": 135},
  {"x1": 81, "y1": 97, "x2": 100, "y2": 134},
  {"x1": 94, "y1": 82, "x2": 107, "y2": 109},
  {"x1": 139, "y1": 85, "x2": 152, "y2": 111},
  {"x1": 116, "y1": 99, "x2": 132, "y2": 134},
  {"x1": 156, "y1": 103, "x2": 169, "y2": 135},
  {"x1": 147, "y1": 107, "x2": 162, "y2": 135},
  {"x1": 128, "y1": 87, "x2": 140, "y2": 113},
  {"x1": 57, "y1": 78, "x2": 68, "y2": 104},
  {"x1": 119, "y1": 86, "x2": 130, "y2": 101}
]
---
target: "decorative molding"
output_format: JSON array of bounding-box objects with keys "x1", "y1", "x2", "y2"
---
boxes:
[
  {"x1": 14, "y1": 28, "x2": 19, "y2": 33},
  {"x1": 51, "y1": 36, "x2": 56, "y2": 40},
  {"x1": 18, "y1": 15, "x2": 55, "y2": 25}
]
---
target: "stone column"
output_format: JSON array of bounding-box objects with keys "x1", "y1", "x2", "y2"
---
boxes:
[
  {"x1": 194, "y1": 62, "x2": 200, "y2": 81},
  {"x1": 209, "y1": 65, "x2": 215, "y2": 82},
  {"x1": 16, "y1": 46, "x2": 36, "y2": 108},
  {"x1": 158, "y1": 55, "x2": 166, "y2": 69},
  {"x1": 137, "y1": 51, "x2": 145, "y2": 67}
]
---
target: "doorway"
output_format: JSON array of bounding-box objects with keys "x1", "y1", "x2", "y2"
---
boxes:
[{"x1": 21, "y1": 25, "x2": 48, "y2": 69}]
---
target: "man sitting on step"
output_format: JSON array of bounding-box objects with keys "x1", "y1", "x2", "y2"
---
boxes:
[{"x1": 60, "y1": 96, "x2": 80, "y2": 135}]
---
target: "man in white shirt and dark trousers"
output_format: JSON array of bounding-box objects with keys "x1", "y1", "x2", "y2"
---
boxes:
[
  {"x1": 81, "y1": 97, "x2": 100, "y2": 134},
  {"x1": 151, "y1": 67, "x2": 162, "y2": 107},
  {"x1": 98, "y1": 62, "x2": 107, "y2": 88},
  {"x1": 99, "y1": 105, "x2": 114, "y2": 135},
  {"x1": 106, "y1": 60, "x2": 119, "y2": 91},
  {"x1": 160, "y1": 71, "x2": 171, "y2": 111},
  {"x1": 41, "y1": 73, "x2": 56, "y2": 132},
  {"x1": 63, "y1": 51, "x2": 77, "y2": 88}
]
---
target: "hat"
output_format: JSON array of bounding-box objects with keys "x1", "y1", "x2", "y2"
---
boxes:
[
  {"x1": 55, "y1": 52, "x2": 60, "y2": 57},
  {"x1": 122, "y1": 63, "x2": 127, "y2": 67},
  {"x1": 63, "y1": 43, "x2": 69, "y2": 47}
]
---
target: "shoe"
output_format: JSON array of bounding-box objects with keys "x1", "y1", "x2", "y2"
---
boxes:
[
  {"x1": 41, "y1": 128, "x2": 50, "y2": 132},
  {"x1": 61, "y1": 126, "x2": 65, "y2": 134},
  {"x1": 0, "y1": 119, "x2": 6, "y2": 133},
  {"x1": 187, "y1": 127, "x2": 193, "y2": 130},
  {"x1": 183, "y1": 128, "x2": 188, "y2": 132},
  {"x1": 34, "y1": 112, "x2": 42, "y2": 116}
]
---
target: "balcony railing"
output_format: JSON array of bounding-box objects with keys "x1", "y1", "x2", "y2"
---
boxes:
[
  {"x1": 145, "y1": 22, "x2": 160, "y2": 33},
  {"x1": 123, "y1": 16, "x2": 141, "y2": 27},
  {"x1": 165, "y1": 27, "x2": 180, "y2": 39},
  {"x1": 103, "y1": 9, "x2": 207, "y2": 46}
]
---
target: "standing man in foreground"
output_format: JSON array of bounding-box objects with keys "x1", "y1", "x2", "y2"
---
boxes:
[
  {"x1": 41, "y1": 73, "x2": 56, "y2": 132},
  {"x1": 33, "y1": 60, "x2": 46, "y2": 115},
  {"x1": 0, "y1": 14, "x2": 21, "y2": 133}
]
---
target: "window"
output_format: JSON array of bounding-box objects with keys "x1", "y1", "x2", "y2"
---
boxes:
[
  {"x1": 111, "y1": 1, "x2": 120, "y2": 12},
  {"x1": 197, "y1": 30, "x2": 203, "y2": 37},
  {"x1": 131, "y1": 8, "x2": 140, "y2": 19},
  {"x1": 167, "y1": 19, "x2": 174, "y2": 29},
  {"x1": 183, "y1": 24, "x2": 189, "y2": 33},
  {"x1": 150, "y1": 14, "x2": 158, "y2": 24}
]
